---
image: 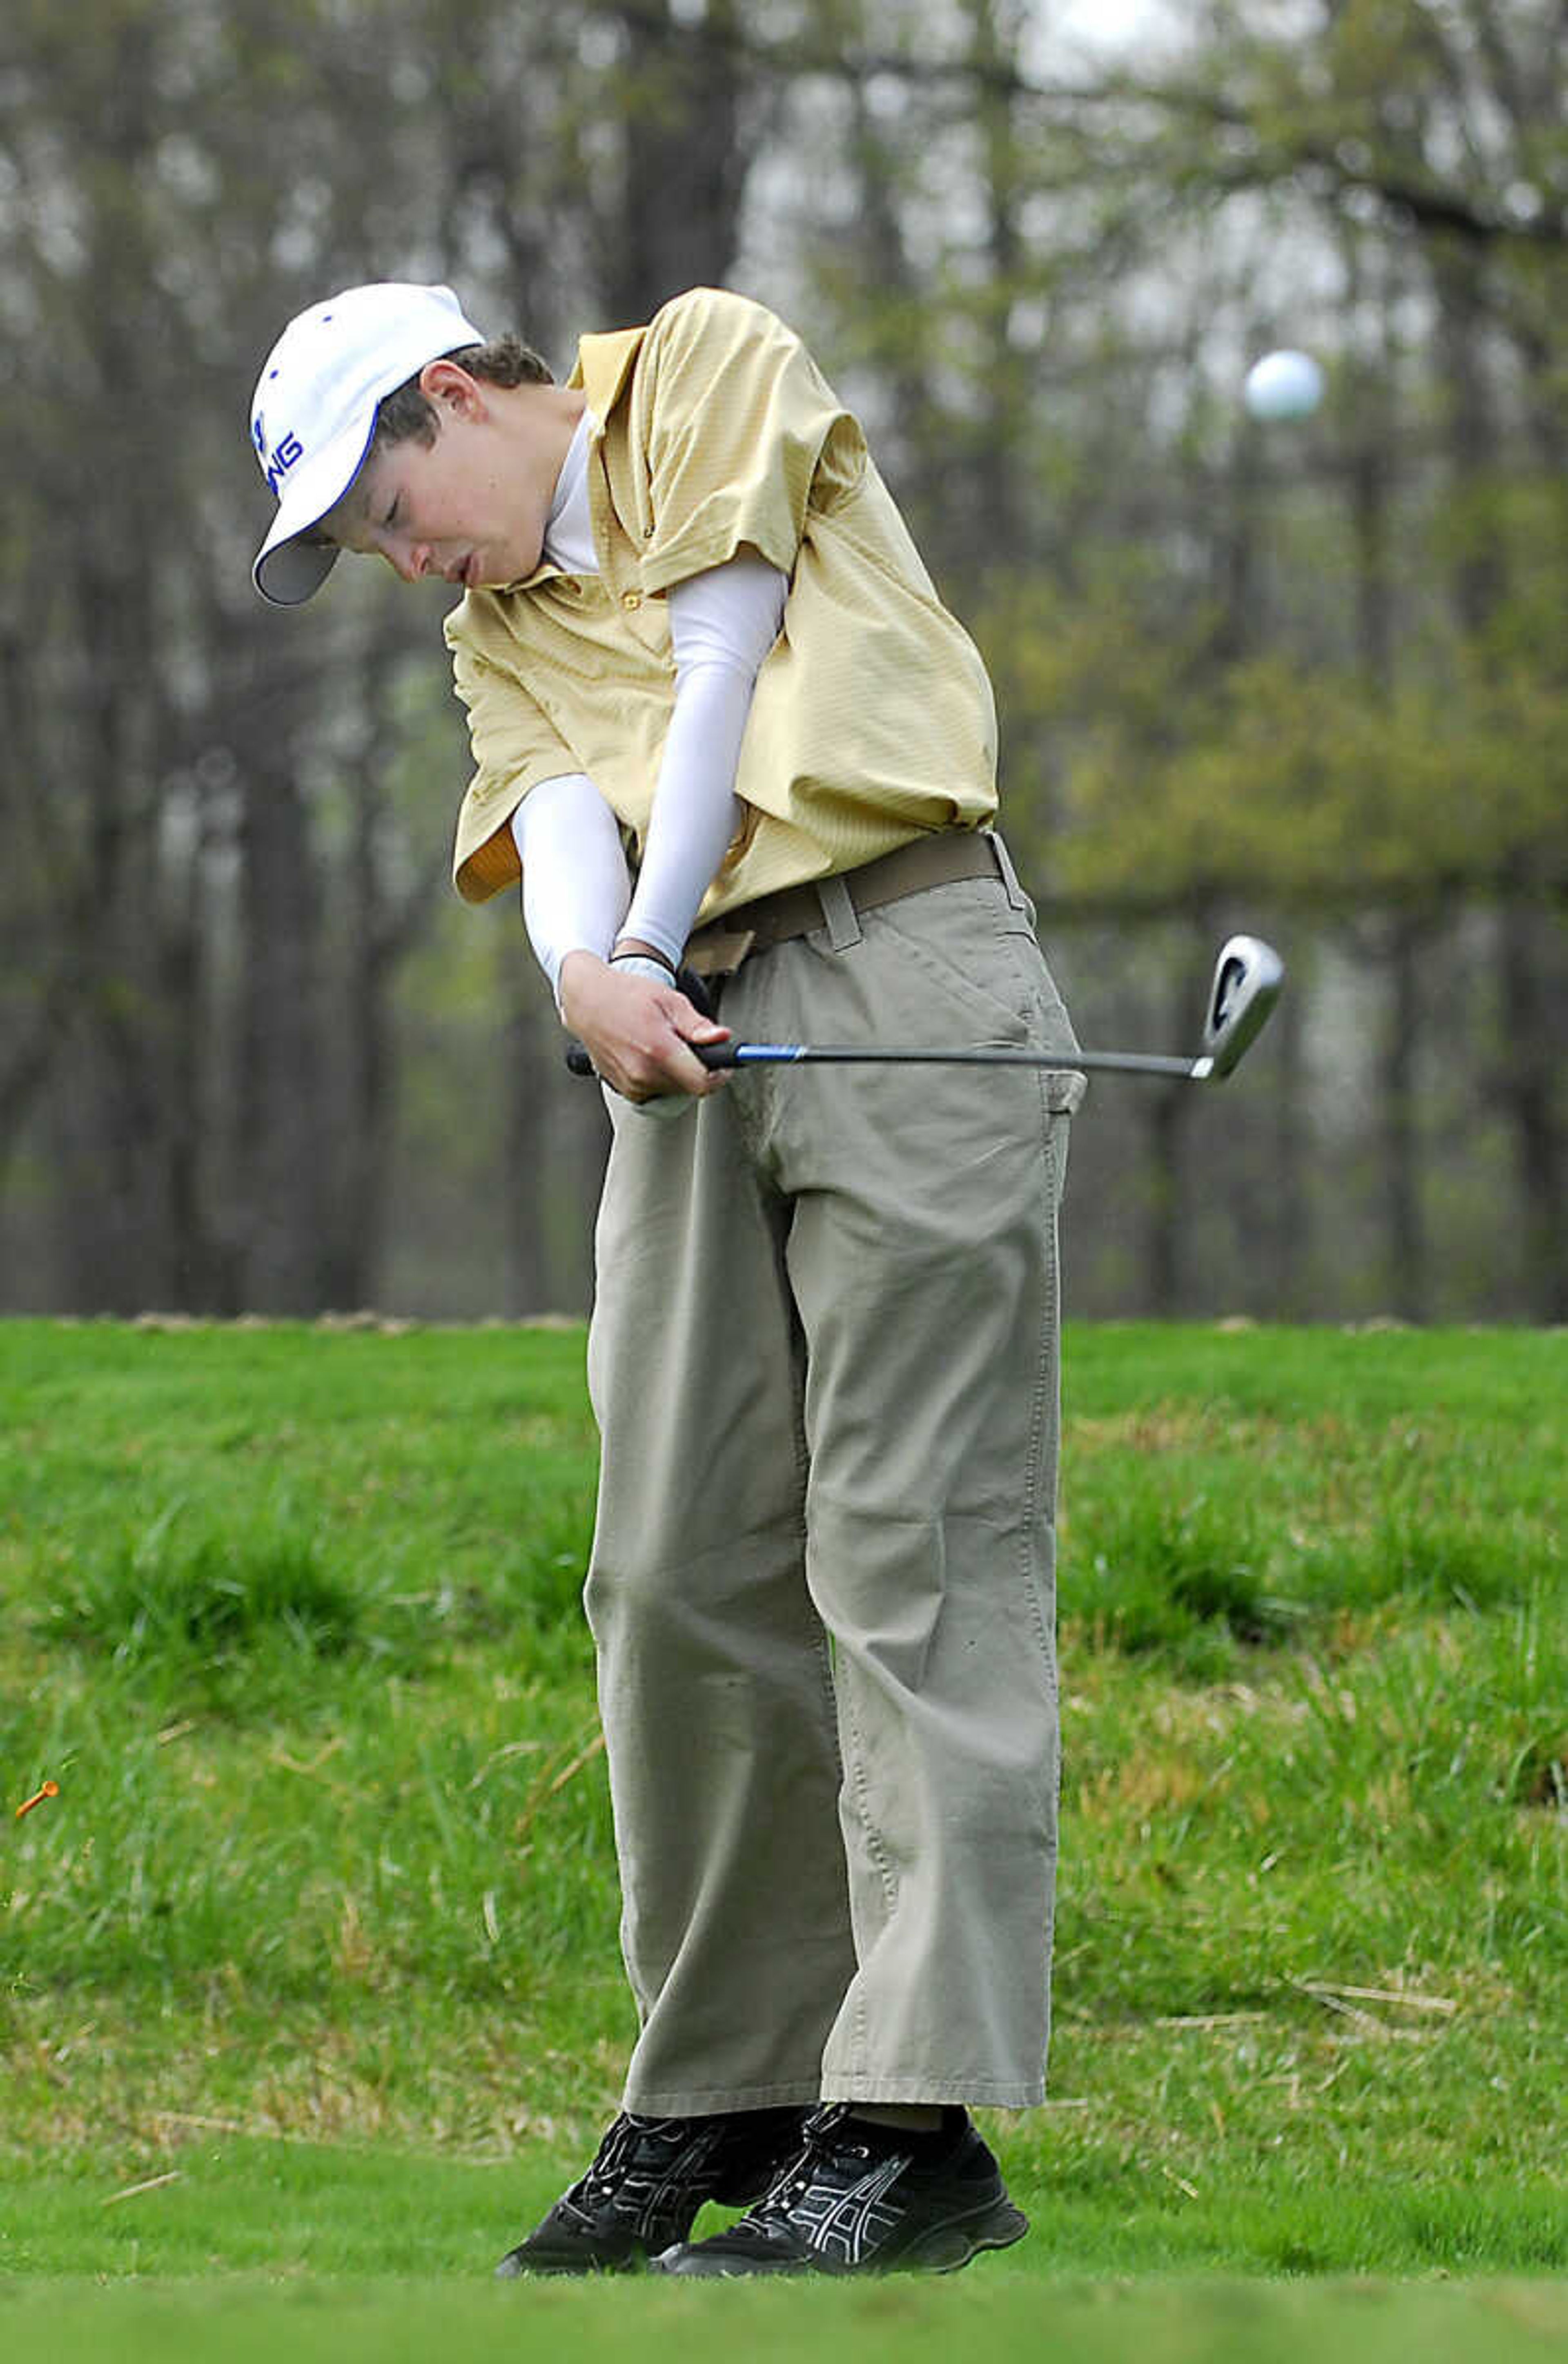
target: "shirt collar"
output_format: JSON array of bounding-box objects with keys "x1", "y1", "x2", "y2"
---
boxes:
[{"x1": 568, "y1": 324, "x2": 645, "y2": 422}]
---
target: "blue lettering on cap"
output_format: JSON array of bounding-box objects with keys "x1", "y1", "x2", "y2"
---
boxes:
[{"x1": 263, "y1": 431, "x2": 305, "y2": 497}]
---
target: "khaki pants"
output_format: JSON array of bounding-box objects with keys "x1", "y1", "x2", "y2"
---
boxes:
[{"x1": 584, "y1": 866, "x2": 1080, "y2": 2114}]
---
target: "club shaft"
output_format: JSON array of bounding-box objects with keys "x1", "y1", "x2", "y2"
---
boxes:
[{"x1": 701, "y1": 1043, "x2": 1208, "y2": 1079}]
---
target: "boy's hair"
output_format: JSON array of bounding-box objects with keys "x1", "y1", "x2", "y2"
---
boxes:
[{"x1": 371, "y1": 332, "x2": 553, "y2": 455}]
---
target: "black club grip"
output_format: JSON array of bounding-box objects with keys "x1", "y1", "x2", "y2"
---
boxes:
[{"x1": 565, "y1": 1040, "x2": 739, "y2": 1077}]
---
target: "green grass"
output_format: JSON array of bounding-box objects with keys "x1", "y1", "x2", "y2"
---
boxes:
[
  {"x1": 1, "y1": 1317, "x2": 1562, "y2": 2323},
  {"x1": 7, "y1": 2273, "x2": 1567, "y2": 2364}
]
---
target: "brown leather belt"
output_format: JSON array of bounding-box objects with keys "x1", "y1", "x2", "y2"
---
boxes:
[{"x1": 684, "y1": 829, "x2": 1008, "y2": 978}]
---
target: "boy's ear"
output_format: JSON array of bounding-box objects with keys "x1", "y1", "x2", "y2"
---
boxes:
[{"x1": 419, "y1": 357, "x2": 485, "y2": 418}]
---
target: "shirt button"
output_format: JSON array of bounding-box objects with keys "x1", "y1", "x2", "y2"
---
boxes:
[{"x1": 620, "y1": 589, "x2": 642, "y2": 610}]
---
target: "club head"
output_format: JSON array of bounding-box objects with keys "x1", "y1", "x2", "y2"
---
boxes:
[{"x1": 1198, "y1": 936, "x2": 1284, "y2": 1077}]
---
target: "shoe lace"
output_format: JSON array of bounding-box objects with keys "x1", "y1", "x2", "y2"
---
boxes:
[
  {"x1": 751, "y1": 2106, "x2": 869, "y2": 2216},
  {"x1": 569, "y1": 2113, "x2": 667, "y2": 2212}
]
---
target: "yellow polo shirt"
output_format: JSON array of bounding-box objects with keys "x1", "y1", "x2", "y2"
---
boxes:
[{"x1": 448, "y1": 287, "x2": 999, "y2": 912}]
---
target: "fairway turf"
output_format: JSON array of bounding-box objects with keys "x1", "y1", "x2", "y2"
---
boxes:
[
  {"x1": 1, "y1": 1318, "x2": 1562, "y2": 2314},
  {"x1": 7, "y1": 2273, "x2": 1568, "y2": 2364}
]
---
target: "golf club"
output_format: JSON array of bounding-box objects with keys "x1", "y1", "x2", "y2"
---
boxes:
[{"x1": 567, "y1": 935, "x2": 1284, "y2": 1086}]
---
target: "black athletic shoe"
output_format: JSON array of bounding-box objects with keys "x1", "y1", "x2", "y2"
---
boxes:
[
  {"x1": 494, "y1": 2107, "x2": 808, "y2": 2276},
  {"x1": 653, "y1": 2104, "x2": 1029, "y2": 2277}
]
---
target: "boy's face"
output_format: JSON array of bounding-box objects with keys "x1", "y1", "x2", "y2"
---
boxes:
[{"x1": 327, "y1": 365, "x2": 561, "y2": 592}]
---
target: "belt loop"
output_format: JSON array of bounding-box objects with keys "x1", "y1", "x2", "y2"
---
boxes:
[
  {"x1": 985, "y1": 828, "x2": 1031, "y2": 916},
  {"x1": 817, "y1": 873, "x2": 863, "y2": 951}
]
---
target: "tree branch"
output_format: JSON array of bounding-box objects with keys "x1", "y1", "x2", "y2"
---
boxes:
[{"x1": 593, "y1": 3, "x2": 1564, "y2": 250}]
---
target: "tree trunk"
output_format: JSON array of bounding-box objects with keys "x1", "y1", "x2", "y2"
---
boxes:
[
  {"x1": 1496, "y1": 889, "x2": 1567, "y2": 1320},
  {"x1": 1378, "y1": 913, "x2": 1429, "y2": 1321},
  {"x1": 1140, "y1": 933, "x2": 1207, "y2": 1314},
  {"x1": 1268, "y1": 967, "x2": 1313, "y2": 1318},
  {"x1": 599, "y1": 0, "x2": 750, "y2": 322},
  {"x1": 235, "y1": 757, "x2": 327, "y2": 1313},
  {"x1": 503, "y1": 968, "x2": 557, "y2": 1319}
]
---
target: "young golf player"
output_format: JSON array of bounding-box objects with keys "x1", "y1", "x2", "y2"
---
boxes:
[{"x1": 249, "y1": 278, "x2": 1082, "y2": 2277}]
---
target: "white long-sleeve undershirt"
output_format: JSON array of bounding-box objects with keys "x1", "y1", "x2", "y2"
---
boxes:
[
  {"x1": 515, "y1": 769, "x2": 631, "y2": 990},
  {"x1": 510, "y1": 415, "x2": 787, "y2": 996}
]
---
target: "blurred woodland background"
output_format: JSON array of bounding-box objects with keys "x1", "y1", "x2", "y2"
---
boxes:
[{"x1": 0, "y1": 0, "x2": 1562, "y2": 1323}]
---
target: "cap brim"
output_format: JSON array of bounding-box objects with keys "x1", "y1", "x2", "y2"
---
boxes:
[
  {"x1": 252, "y1": 413, "x2": 376, "y2": 606},
  {"x1": 254, "y1": 536, "x2": 340, "y2": 607}
]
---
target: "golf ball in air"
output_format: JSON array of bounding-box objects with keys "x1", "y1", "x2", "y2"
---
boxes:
[{"x1": 1243, "y1": 350, "x2": 1324, "y2": 421}]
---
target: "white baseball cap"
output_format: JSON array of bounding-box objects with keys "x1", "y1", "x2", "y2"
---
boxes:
[{"x1": 250, "y1": 281, "x2": 488, "y2": 606}]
